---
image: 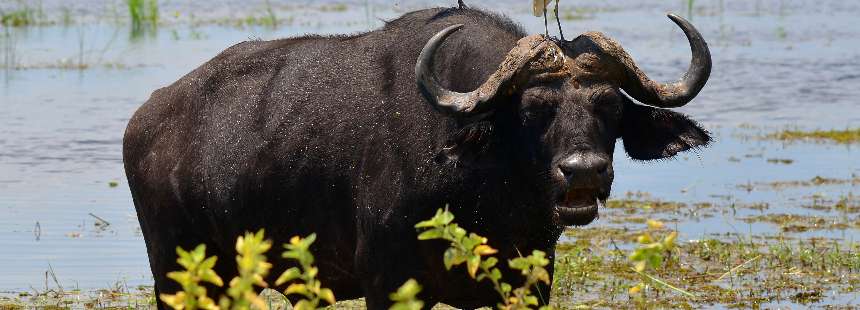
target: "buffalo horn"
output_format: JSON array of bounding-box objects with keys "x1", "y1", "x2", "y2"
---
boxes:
[
  {"x1": 613, "y1": 14, "x2": 712, "y2": 108},
  {"x1": 416, "y1": 24, "x2": 567, "y2": 116}
]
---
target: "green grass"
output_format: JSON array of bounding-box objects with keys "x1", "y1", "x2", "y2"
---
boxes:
[
  {"x1": 127, "y1": 0, "x2": 159, "y2": 32},
  {"x1": 0, "y1": 4, "x2": 36, "y2": 27},
  {"x1": 687, "y1": 0, "x2": 695, "y2": 19}
]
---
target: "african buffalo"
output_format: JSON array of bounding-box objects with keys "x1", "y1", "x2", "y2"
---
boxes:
[{"x1": 123, "y1": 4, "x2": 711, "y2": 309}]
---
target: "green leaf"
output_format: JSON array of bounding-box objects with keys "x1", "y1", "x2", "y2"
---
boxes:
[
  {"x1": 481, "y1": 256, "x2": 498, "y2": 269},
  {"x1": 450, "y1": 226, "x2": 467, "y2": 239},
  {"x1": 199, "y1": 256, "x2": 218, "y2": 270},
  {"x1": 473, "y1": 244, "x2": 497, "y2": 256},
  {"x1": 166, "y1": 271, "x2": 190, "y2": 284},
  {"x1": 529, "y1": 250, "x2": 549, "y2": 266},
  {"x1": 647, "y1": 252, "x2": 663, "y2": 269},
  {"x1": 490, "y1": 268, "x2": 502, "y2": 282},
  {"x1": 532, "y1": 267, "x2": 550, "y2": 284},
  {"x1": 389, "y1": 279, "x2": 422, "y2": 301},
  {"x1": 284, "y1": 283, "x2": 309, "y2": 296},
  {"x1": 302, "y1": 233, "x2": 317, "y2": 248},
  {"x1": 466, "y1": 254, "x2": 480, "y2": 278},
  {"x1": 293, "y1": 299, "x2": 316, "y2": 310},
  {"x1": 509, "y1": 257, "x2": 529, "y2": 270},
  {"x1": 318, "y1": 288, "x2": 336, "y2": 305},
  {"x1": 275, "y1": 267, "x2": 301, "y2": 286},
  {"x1": 201, "y1": 269, "x2": 224, "y2": 287},
  {"x1": 438, "y1": 207, "x2": 455, "y2": 225},
  {"x1": 191, "y1": 244, "x2": 207, "y2": 262},
  {"x1": 501, "y1": 282, "x2": 512, "y2": 294},
  {"x1": 417, "y1": 229, "x2": 443, "y2": 240},
  {"x1": 443, "y1": 248, "x2": 457, "y2": 270}
]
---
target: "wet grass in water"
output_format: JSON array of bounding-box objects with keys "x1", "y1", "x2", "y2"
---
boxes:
[
  {"x1": 0, "y1": 1, "x2": 39, "y2": 27},
  {"x1": 127, "y1": 0, "x2": 159, "y2": 37},
  {"x1": 687, "y1": 0, "x2": 695, "y2": 20},
  {"x1": 556, "y1": 228, "x2": 860, "y2": 308},
  {"x1": 765, "y1": 128, "x2": 860, "y2": 144}
]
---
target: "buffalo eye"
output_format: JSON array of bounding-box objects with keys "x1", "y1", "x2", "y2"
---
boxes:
[
  {"x1": 519, "y1": 90, "x2": 558, "y2": 125},
  {"x1": 591, "y1": 88, "x2": 624, "y2": 135}
]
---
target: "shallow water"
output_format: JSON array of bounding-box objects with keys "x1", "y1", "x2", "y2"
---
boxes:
[{"x1": 1, "y1": 0, "x2": 858, "y2": 306}]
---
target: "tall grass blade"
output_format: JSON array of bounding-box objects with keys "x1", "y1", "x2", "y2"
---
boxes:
[{"x1": 631, "y1": 268, "x2": 696, "y2": 299}]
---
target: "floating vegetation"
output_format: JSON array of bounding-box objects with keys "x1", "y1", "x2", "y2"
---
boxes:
[
  {"x1": 766, "y1": 158, "x2": 794, "y2": 165},
  {"x1": 0, "y1": 61, "x2": 146, "y2": 71},
  {"x1": 0, "y1": 282, "x2": 155, "y2": 309},
  {"x1": 765, "y1": 127, "x2": 860, "y2": 144},
  {"x1": 553, "y1": 230, "x2": 860, "y2": 308},
  {"x1": 740, "y1": 213, "x2": 854, "y2": 233},
  {"x1": 739, "y1": 175, "x2": 860, "y2": 191},
  {"x1": 318, "y1": 4, "x2": 349, "y2": 13},
  {"x1": 0, "y1": 7, "x2": 36, "y2": 27}
]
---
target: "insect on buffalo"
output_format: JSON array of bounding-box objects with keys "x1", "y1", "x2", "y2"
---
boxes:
[{"x1": 123, "y1": 3, "x2": 711, "y2": 309}]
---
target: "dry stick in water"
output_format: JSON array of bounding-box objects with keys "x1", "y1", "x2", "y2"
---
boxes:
[
  {"x1": 47, "y1": 262, "x2": 64, "y2": 294},
  {"x1": 631, "y1": 268, "x2": 696, "y2": 299},
  {"x1": 88, "y1": 213, "x2": 110, "y2": 226},
  {"x1": 715, "y1": 255, "x2": 762, "y2": 282}
]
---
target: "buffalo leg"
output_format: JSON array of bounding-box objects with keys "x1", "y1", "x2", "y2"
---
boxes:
[{"x1": 355, "y1": 224, "x2": 426, "y2": 309}]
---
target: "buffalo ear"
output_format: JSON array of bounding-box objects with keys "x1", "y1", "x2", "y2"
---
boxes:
[{"x1": 621, "y1": 102, "x2": 711, "y2": 161}]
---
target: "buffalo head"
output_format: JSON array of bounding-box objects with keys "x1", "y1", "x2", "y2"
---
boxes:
[{"x1": 416, "y1": 14, "x2": 711, "y2": 226}]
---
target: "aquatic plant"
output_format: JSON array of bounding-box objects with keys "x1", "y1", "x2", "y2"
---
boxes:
[
  {"x1": 0, "y1": 3, "x2": 36, "y2": 27},
  {"x1": 127, "y1": 0, "x2": 159, "y2": 32},
  {"x1": 261, "y1": 0, "x2": 278, "y2": 27},
  {"x1": 687, "y1": 0, "x2": 695, "y2": 19},
  {"x1": 767, "y1": 127, "x2": 860, "y2": 144}
]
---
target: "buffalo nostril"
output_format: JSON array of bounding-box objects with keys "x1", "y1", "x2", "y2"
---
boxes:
[
  {"x1": 558, "y1": 155, "x2": 585, "y2": 178},
  {"x1": 559, "y1": 154, "x2": 609, "y2": 180}
]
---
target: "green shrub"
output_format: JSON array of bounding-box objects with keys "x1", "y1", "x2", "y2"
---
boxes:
[
  {"x1": 162, "y1": 208, "x2": 570, "y2": 309},
  {"x1": 161, "y1": 230, "x2": 335, "y2": 310},
  {"x1": 159, "y1": 244, "x2": 223, "y2": 309},
  {"x1": 415, "y1": 208, "x2": 554, "y2": 309},
  {"x1": 275, "y1": 234, "x2": 335, "y2": 310},
  {"x1": 627, "y1": 220, "x2": 693, "y2": 299},
  {"x1": 388, "y1": 279, "x2": 423, "y2": 310}
]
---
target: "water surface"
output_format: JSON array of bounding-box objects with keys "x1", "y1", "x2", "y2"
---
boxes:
[{"x1": 0, "y1": 0, "x2": 858, "y2": 306}]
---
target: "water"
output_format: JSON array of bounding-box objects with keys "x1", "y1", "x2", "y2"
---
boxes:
[{"x1": 0, "y1": 0, "x2": 858, "y2": 304}]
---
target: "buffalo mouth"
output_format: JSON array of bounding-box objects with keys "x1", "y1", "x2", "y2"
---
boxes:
[{"x1": 554, "y1": 188, "x2": 605, "y2": 226}]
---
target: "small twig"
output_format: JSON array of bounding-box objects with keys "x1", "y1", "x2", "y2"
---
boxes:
[
  {"x1": 48, "y1": 262, "x2": 64, "y2": 293},
  {"x1": 88, "y1": 213, "x2": 111, "y2": 226},
  {"x1": 716, "y1": 255, "x2": 762, "y2": 282},
  {"x1": 631, "y1": 268, "x2": 696, "y2": 299}
]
